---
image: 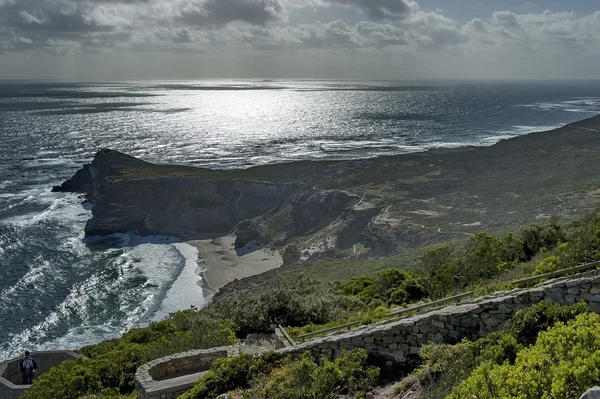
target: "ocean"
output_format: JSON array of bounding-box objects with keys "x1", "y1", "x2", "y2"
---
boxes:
[{"x1": 1, "y1": 80, "x2": 599, "y2": 360}]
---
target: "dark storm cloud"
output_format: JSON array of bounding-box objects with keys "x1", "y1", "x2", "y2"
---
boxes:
[
  {"x1": 86, "y1": 0, "x2": 150, "y2": 2},
  {"x1": 0, "y1": 0, "x2": 115, "y2": 36},
  {"x1": 323, "y1": 0, "x2": 418, "y2": 20},
  {"x1": 178, "y1": 0, "x2": 286, "y2": 27}
]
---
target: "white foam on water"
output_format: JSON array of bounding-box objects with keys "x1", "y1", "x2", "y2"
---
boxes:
[
  {"x1": 519, "y1": 98, "x2": 600, "y2": 114},
  {"x1": 477, "y1": 124, "x2": 565, "y2": 146},
  {"x1": 115, "y1": 238, "x2": 185, "y2": 330},
  {"x1": 151, "y1": 243, "x2": 206, "y2": 321},
  {"x1": 24, "y1": 157, "x2": 80, "y2": 169},
  {"x1": 4, "y1": 271, "x2": 115, "y2": 354},
  {"x1": 0, "y1": 260, "x2": 52, "y2": 300}
]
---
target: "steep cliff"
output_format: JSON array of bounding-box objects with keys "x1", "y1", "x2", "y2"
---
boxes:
[
  {"x1": 56, "y1": 149, "x2": 303, "y2": 238},
  {"x1": 57, "y1": 115, "x2": 600, "y2": 260}
]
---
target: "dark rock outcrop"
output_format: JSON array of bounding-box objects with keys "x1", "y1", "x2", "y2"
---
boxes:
[
  {"x1": 58, "y1": 149, "x2": 302, "y2": 239},
  {"x1": 53, "y1": 149, "x2": 148, "y2": 194},
  {"x1": 234, "y1": 220, "x2": 267, "y2": 249},
  {"x1": 56, "y1": 115, "x2": 600, "y2": 259}
]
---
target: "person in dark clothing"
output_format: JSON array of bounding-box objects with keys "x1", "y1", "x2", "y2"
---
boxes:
[{"x1": 19, "y1": 351, "x2": 37, "y2": 384}]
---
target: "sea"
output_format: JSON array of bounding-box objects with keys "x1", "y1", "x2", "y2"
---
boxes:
[{"x1": 1, "y1": 80, "x2": 600, "y2": 360}]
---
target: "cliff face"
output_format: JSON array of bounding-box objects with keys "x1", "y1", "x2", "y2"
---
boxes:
[
  {"x1": 55, "y1": 149, "x2": 302, "y2": 239},
  {"x1": 85, "y1": 177, "x2": 301, "y2": 237},
  {"x1": 56, "y1": 115, "x2": 600, "y2": 261}
]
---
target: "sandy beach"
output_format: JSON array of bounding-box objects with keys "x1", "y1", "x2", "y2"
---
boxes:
[{"x1": 187, "y1": 235, "x2": 283, "y2": 296}]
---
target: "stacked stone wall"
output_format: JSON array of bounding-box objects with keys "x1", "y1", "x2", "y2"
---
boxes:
[
  {"x1": 135, "y1": 346, "x2": 239, "y2": 399},
  {"x1": 134, "y1": 271, "x2": 600, "y2": 398},
  {"x1": 0, "y1": 351, "x2": 80, "y2": 399},
  {"x1": 277, "y1": 271, "x2": 600, "y2": 367}
]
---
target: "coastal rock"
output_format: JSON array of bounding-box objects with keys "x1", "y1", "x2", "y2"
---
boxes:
[
  {"x1": 52, "y1": 149, "x2": 148, "y2": 194},
  {"x1": 234, "y1": 220, "x2": 267, "y2": 249},
  {"x1": 58, "y1": 149, "x2": 302, "y2": 238},
  {"x1": 56, "y1": 116, "x2": 600, "y2": 258},
  {"x1": 289, "y1": 190, "x2": 361, "y2": 236},
  {"x1": 84, "y1": 176, "x2": 301, "y2": 237}
]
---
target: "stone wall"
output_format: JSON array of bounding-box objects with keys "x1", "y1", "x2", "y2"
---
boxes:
[
  {"x1": 277, "y1": 271, "x2": 600, "y2": 367},
  {"x1": 0, "y1": 351, "x2": 80, "y2": 399},
  {"x1": 133, "y1": 270, "x2": 600, "y2": 398},
  {"x1": 135, "y1": 346, "x2": 239, "y2": 399}
]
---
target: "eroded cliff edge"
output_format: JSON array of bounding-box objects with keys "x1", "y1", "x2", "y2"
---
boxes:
[{"x1": 57, "y1": 115, "x2": 600, "y2": 262}]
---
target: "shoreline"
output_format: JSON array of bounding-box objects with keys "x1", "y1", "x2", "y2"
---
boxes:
[{"x1": 187, "y1": 235, "x2": 283, "y2": 297}]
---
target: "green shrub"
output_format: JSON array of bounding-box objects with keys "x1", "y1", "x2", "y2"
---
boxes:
[
  {"x1": 509, "y1": 300, "x2": 587, "y2": 346},
  {"x1": 533, "y1": 255, "x2": 562, "y2": 275},
  {"x1": 182, "y1": 349, "x2": 378, "y2": 399},
  {"x1": 22, "y1": 315, "x2": 237, "y2": 399},
  {"x1": 212, "y1": 275, "x2": 358, "y2": 336},
  {"x1": 247, "y1": 350, "x2": 379, "y2": 399},
  {"x1": 449, "y1": 313, "x2": 600, "y2": 399},
  {"x1": 395, "y1": 302, "x2": 587, "y2": 399},
  {"x1": 521, "y1": 218, "x2": 564, "y2": 259},
  {"x1": 420, "y1": 233, "x2": 526, "y2": 299},
  {"x1": 337, "y1": 268, "x2": 427, "y2": 306},
  {"x1": 180, "y1": 353, "x2": 283, "y2": 399}
]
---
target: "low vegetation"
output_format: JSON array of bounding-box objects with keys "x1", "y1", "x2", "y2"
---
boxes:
[
  {"x1": 181, "y1": 349, "x2": 379, "y2": 399},
  {"x1": 451, "y1": 312, "x2": 600, "y2": 399},
  {"x1": 396, "y1": 301, "x2": 589, "y2": 399},
  {"x1": 25, "y1": 211, "x2": 600, "y2": 398},
  {"x1": 22, "y1": 314, "x2": 237, "y2": 399}
]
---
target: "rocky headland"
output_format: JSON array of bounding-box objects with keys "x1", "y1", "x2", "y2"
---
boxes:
[{"x1": 56, "y1": 114, "x2": 600, "y2": 264}]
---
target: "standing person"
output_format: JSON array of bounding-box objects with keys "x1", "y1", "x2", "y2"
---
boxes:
[{"x1": 19, "y1": 351, "x2": 37, "y2": 384}]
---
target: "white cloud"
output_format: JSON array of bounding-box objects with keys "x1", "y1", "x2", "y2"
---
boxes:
[{"x1": 0, "y1": 0, "x2": 599, "y2": 78}]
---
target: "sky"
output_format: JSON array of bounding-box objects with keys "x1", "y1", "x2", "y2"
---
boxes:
[{"x1": 0, "y1": 0, "x2": 599, "y2": 80}]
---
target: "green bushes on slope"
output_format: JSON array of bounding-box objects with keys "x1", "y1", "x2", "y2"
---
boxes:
[
  {"x1": 419, "y1": 232, "x2": 527, "y2": 298},
  {"x1": 396, "y1": 301, "x2": 588, "y2": 399},
  {"x1": 181, "y1": 349, "x2": 379, "y2": 399},
  {"x1": 336, "y1": 268, "x2": 427, "y2": 306},
  {"x1": 22, "y1": 313, "x2": 237, "y2": 399},
  {"x1": 449, "y1": 312, "x2": 600, "y2": 399},
  {"x1": 209, "y1": 274, "x2": 360, "y2": 336}
]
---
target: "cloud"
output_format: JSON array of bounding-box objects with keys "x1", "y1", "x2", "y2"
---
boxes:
[
  {"x1": 356, "y1": 21, "x2": 408, "y2": 46},
  {"x1": 0, "y1": 0, "x2": 599, "y2": 76},
  {"x1": 462, "y1": 9, "x2": 600, "y2": 50},
  {"x1": 0, "y1": 0, "x2": 117, "y2": 35},
  {"x1": 321, "y1": 0, "x2": 419, "y2": 20},
  {"x1": 177, "y1": 0, "x2": 287, "y2": 27}
]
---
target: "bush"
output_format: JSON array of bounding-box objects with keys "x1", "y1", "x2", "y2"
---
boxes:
[
  {"x1": 337, "y1": 268, "x2": 427, "y2": 306},
  {"x1": 449, "y1": 313, "x2": 600, "y2": 399},
  {"x1": 420, "y1": 233, "x2": 526, "y2": 298},
  {"x1": 509, "y1": 300, "x2": 587, "y2": 346},
  {"x1": 180, "y1": 353, "x2": 283, "y2": 399},
  {"x1": 182, "y1": 349, "x2": 379, "y2": 399},
  {"x1": 533, "y1": 255, "x2": 562, "y2": 275},
  {"x1": 22, "y1": 314, "x2": 237, "y2": 399},
  {"x1": 211, "y1": 275, "x2": 358, "y2": 336},
  {"x1": 521, "y1": 218, "x2": 564, "y2": 259},
  {"x1": 395, "y1": 302, "x2": 587, "y2": 399},
  {"x1": 248, "y1": 350, "x2": 379, "y2": 399}
]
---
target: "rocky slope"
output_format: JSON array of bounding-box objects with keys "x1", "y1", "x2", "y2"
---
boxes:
[{"x1": 57, "y1": 115, "x2": 600, "y2": 262}]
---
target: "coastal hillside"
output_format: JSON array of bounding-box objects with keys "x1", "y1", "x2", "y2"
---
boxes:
[{"x1": 57, "y1": 115, "x2": 600, "y2": 263}]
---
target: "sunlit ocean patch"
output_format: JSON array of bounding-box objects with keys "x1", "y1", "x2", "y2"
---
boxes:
[{"x1": 1, "y1": 79, "x2": 600, "y2": 359}]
